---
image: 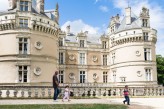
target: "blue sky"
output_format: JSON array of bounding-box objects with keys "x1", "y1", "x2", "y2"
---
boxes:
[{"x1": 0, "y1": 0, "x2": 164, "y2": 56}]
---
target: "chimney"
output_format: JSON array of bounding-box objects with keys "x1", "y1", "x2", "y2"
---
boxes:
[
  {"x1": 125, "y1": 7, "x2": 131, "y2": 25},
  {"x1": 36, "y1": 0, "x2": 44, "y2": 14},
  {"x1": 66, "y1": 25, "x2": 70, "y2": 34}
]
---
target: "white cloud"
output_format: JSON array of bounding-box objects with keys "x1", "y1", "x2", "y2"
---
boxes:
[
  {"x1": 113, "y1": 0, "x2": 164, "y2": 56},
  {"x1": 61, "y1": 19, "x2": 101, "y2": 42},
  {"x1": 94, "y1": 0, "x2": 101, "y2": 4},
  {"x1": 99, "y1": 5, "x2": 109, "y2": 12},
  {"x1": 0, "y1": 0, "x2": 9, "y2": 11}
]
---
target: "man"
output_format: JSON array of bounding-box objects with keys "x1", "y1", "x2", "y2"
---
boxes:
[
  {"x1": 53, "y1": 71, "x2": 60, "y2": 101},
  {"x1": 123, "y1": 85, "x2": 130, "y2": 105}
]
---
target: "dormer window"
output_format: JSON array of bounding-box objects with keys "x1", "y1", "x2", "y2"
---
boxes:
[
  {"x1": 80, "y1": 40, "x2": 84, "y2": 47},
  {"x1": 20, "y1": 1, "x2": 28, "y2": 11},
  {"x1": 102, "y1": 41, "x2": 107, "y2": 49},
  {"x1": 142, "y1": 19, "x2": 148, "y2": 27}
]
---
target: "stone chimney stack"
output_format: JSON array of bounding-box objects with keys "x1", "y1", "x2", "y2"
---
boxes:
[
  {"x1": 125, "y1": 7, "x2": 131, "y2": 25},
  {"x1": 66, "y1": 25, "x2": 70, "y2": 34},
  {"x1": 36, "y1": 0, "x2": 44, "y2": 14}
]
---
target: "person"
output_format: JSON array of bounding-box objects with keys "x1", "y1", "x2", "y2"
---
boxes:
[
  {"x1": 123, "y1": 85, "x2": 130, "y2": 105},
  {"x1": 62, "y1": 85, "x2": 71, "y2": 102},
  {"x1": 53, "y1": 71, "x2": 60, "y2": 101}
]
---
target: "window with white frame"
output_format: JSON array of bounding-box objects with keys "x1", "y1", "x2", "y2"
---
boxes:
[
  {"x1": 59, "y1": 70, "x2": 64, "y2": 83},
  {"x1": 143, "y1": 32, "x2": 149, "y2": 41},
  {"x1": 19, "y1": 38, "x2": 28, "y2": 54},
  {"x1": 112, "y1": 53, "x2": 115, "y2": 64},
  {"x1": 18, "y1": 66, "x2": 28, "y2": 83},
  {"x1": 102, "y1": 41, "x2": 107, "y2": 49},
  {"x1": 142, "y1": 19, "x2": 148, "y2": 27},
  {"x1": 80, "y1": 40, "x2": 85, "y2": 47},
  {"x1": 113, "y1": 71, "x2": 116, "y2": 82},
  {"x1": 20, "y1": 1, "x2": 29, "y2": 11},
  {"x1": 19, "y1": 19, "x2": 28, "y2": 28},
  {"x1": 103, "y1": 72, "x2": 108, "y2": 83},
  {"x1": 79, "y1": 53, "x2": 85, "y2": 65},
  {"x1": 145, "y1": 69, "x2": 151, "y2": 81},
  {"x1": 103, "y1": 55, "x2": 107, "y2": 66},
  {"x1": 80, "y1": 71, "x2": 86, "y2": 83},
  {"x1": 59, "y1": 38, "x2": 63, "y2": 46},
  {"x1": 59, "y1": 52, "x2": 64, "y2": 64},
  {"x1": 120, "y1": 77, "x2": 126, "y2": 82},
  {"x1": 144, "y1": 48, "x2": 151, "y2": 61}
]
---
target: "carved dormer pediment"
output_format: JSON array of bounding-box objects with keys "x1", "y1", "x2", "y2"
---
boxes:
[{"x1": 140, "y1": 7, "x2": 149, "y2": 17}]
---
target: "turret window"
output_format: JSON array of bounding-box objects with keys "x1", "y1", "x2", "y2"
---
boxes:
[
  {"x1": 103, "y1": 72, "x2": 108, "y2": 83},
  {"x1": 144, "y1": 48, "x2": 151, "y2": 61},
  {"x1": 20, "y1": 1, "x2": 29, "y2": 11},
  {"x1": 142, "y1": 19, "x2": 148, "y2": 27},
  {"x1": 19, "y1": 19, "x2": 28, "y2": 28},
  {"x1": 103, "y1": 55, "x2": 107, "y2": 66},
  {"x1": 143, "y1": 32, "x2": 149, "y2": 41},
  {"x1": 18, "y1": 66, "x2": 28, "y2": 83},
  {"x1": 18, "y1": 38, "x2": 28, "y2": 54},
  {"x1": 145, "y1": 69, "x2": 152, "y2": 81}
]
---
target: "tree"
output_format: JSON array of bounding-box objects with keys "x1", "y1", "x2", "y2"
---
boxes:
[{"x1": 156, "y1": 55, "x2": 164, "y2": 86}]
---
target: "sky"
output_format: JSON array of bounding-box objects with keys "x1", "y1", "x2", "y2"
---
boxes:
[{"x1": 0, "y1": 0, "x2": 164, "y2": 56}]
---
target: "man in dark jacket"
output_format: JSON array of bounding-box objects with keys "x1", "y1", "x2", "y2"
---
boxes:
[{"x1": 53, "y1": 71, "x2": 59, "y2": 101}]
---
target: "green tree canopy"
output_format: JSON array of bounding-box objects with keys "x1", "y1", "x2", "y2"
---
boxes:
[{"x1": 156, "y1": 55, "x2": 164, "y2": 86}]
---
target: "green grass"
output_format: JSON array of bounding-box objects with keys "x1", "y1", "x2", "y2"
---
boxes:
[{"x1": 0, "y1": 104, "x2": 127, "y2": 109}]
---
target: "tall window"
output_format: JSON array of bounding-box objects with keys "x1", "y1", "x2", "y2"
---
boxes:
[
  {"x1": 103, "y1": 72, "x2": 108, "y2": 83},
  {"x1": 59, "y1": 70, "x2": 64, "y2": 83},
  {"x1": 145, "y1": 69, "x2": 151, "y2": 81},
  {"x1": 80, "y1": 53, "x2": 85, "y2": 65},
  {"x1": 18, "y1": 66, "x2": 28, "y2": 83},
  {"x1": 20, "y1": 1, "x2": 28, "y2": 11},
  {"x1": 144, "y1": 48, "x2": 151, "y2": 61},
  {"x1": 19, "y1": 38, "x2": 28, "y2": 54},
  {"x1": 142, "y1": 19, "x2": 148, "y2": 27},
  {"x1": 59, "y1": 52, "x2": 64, "y2": 64},
  {"x1": 19, "y1": 19, "x2": 28, "y2": 28},
  {"x1": 59, "y1": 38, "x2": 63, "y2": 46},
  {"x1": 112, "y1": 53, "x2": 115, "y2": 64},
  {"x1": 80, "y1": 40, "x2": 85, "y2": 47},
  {"x1": 143, "y1": 32, "x2": 149, "y2": 41},
  {"x1": 102, "y1": 41, "x2": 107, "y2": 49},
  {"x1": 80, "y1": 71, "x2": 85, "y2": 83},
  {"x1": 113, "y1": 71, "x2": 116, "y2": 82},
  {"x1": 103, "y1": 55, "x2": 107, "y2": 66}
]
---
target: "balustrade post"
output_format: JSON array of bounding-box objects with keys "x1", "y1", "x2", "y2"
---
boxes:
[
  {"x1": 6, "y1": 90, "x2": 10, "y2": 98},
  {"x1": 13, "y1": 89, "x2": 18, "y2": 98},
  {"x1": 34, "y1": 88, "x2": 38, "y2": 98},
  {"x1": 21, "y1": 89, "x2": 24, "y2": 98},
  {"x1": 28, "y1": 88, "x2": 32, "y2": 98},
  {"x1": 48, "y1": 88, "x2": 52, "y2": 98}
]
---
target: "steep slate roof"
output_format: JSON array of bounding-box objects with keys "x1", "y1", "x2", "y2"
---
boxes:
[{"x1": 116, "y1": 12, "x2": 142, "y2": 33}]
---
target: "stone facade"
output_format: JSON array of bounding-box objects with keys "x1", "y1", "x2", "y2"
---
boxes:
[
  {"x1": 58, "y1": 7, "x2": 157, "y2": 86},
  {"x1": 0, "y1": 1, "x2": 157, "y2": 87},
  {"x1": 0, "y1": 0, "x2": 59, "y2": 83}
]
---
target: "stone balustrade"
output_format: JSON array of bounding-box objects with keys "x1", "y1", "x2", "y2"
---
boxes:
[{"x1": 0, "y1": 83, "x2": 163, "y2": 98}]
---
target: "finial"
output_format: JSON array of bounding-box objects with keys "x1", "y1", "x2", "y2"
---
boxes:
[
  {"x1": 56, "y1": 2, "x2": 59, "y2": 10},
  {"x1": 128, "y1": 0, "x2": 130, "y2": 7}
]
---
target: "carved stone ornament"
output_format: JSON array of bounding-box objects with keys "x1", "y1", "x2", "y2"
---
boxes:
[
  {"x1": 69, "y1": 54, "x2": 75, "y2": 61},
  {"x1": 69, "y1": 73, "x2": 75, "y2": 80},
  {"x1": 136, "y1": 51, "x2": 141, "y2": 56},
  {"x1": 34, "y1": 41, "x2": 43, "y2": 50},
  {"x1": 137, "y1": 71, "x2": 142, "y2": 77},
  {"x1": 93, "y1": 73, "x2": 98, "y2": 80},
  {"x1": 34, "y1": 67, "x2": 42, "y2": 76},
  {"x1": 92, "y1": 55, "x2": 98, "y2": 62}
]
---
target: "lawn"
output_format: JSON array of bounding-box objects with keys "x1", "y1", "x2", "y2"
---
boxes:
[{"x1": 0, "y1": 104, "x2": 127, "y2": 109}]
